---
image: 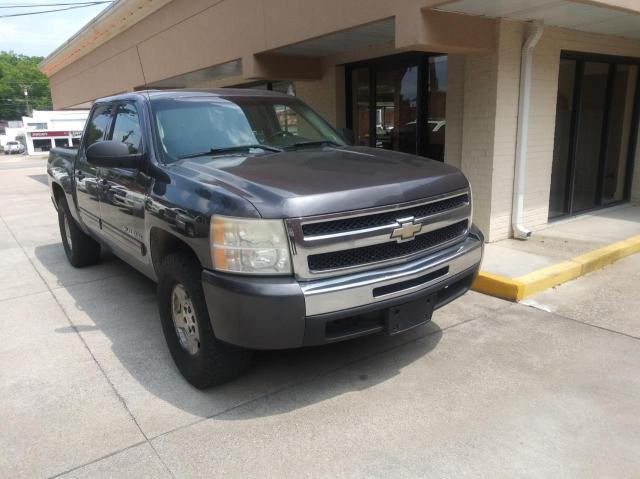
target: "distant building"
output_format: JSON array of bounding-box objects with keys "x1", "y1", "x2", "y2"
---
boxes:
[
  {"x1": 1, "y1": 110, "x2": 89, "y2": 154},
  {"x1": 22, "y1": 110, "x2": 89, "y2": 154}
]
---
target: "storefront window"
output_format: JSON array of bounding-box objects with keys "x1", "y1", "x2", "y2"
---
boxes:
[
  {"x1": 375, "y1": 65, "x2": 418, "y2": 154},
  {"x1": 347, "y1": 53, "x2": 447, "y2": 160},
  {"x1": 549, "y1": 53, "x2": 639, "y2": 219},
  {"x1": 350, "y1": 67, "x2": 370, "y2": 147}
]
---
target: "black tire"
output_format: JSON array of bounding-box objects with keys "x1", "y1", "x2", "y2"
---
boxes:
[
  {"x1": 157, "y1": 252, "x2": 252, "y2": 388},
  {"x1": 58, "y1": 196, "x2": 101, "y2": 267}
]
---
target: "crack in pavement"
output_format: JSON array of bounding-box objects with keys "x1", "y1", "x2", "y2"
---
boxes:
[{"x1": 0, "y1": 214, "x2": 176, "y2": 479}]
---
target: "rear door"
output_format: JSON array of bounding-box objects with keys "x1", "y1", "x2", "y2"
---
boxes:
[
  {"x1": 98, "y1": 101, "x2": 148, "y2": 260},
  {"x1": 75, "y1": 103, "x2": 114, "y2": 232}
]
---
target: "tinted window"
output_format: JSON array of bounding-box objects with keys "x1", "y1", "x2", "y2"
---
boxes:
[
  {"x1": 111, "y1": 103, "x2": 142, "y2": 154},
  {"x1": 85, "y1": 104, "x2": 114, "y2": 148}
]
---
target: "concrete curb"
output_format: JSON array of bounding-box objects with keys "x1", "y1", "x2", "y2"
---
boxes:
[{"x1": 472, "y1": 234, "x2": 640, "y2": 301}]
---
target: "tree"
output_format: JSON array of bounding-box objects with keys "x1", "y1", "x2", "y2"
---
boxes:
[{"x1": 0, "y1": 51, "x2": 52, "y2": 121}]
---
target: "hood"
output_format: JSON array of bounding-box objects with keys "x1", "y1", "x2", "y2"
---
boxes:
[{"x1": 171, "y1": 146, "x2": 469, "y2": 218}]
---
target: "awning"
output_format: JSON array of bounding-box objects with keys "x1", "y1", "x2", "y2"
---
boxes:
[{"x1": 436, "y1": 0, "x2": 640, "y2": 39}]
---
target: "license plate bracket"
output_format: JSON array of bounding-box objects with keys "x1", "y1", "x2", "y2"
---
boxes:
[{"x1": 385, "y1": 296, "x2": 434, "y2": 335}]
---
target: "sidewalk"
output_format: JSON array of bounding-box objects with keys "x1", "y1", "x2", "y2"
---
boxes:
[{"x1": 475, "y1": 203, "x2": 640, "y2": 301}]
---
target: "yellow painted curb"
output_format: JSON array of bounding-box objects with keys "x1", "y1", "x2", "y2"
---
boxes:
[
  {"x1": 472, "y1": 272, "x2": 525, "y2": 301},
  {"x1": 472, "y1": 233, "x2": 640, "y2": 301}
]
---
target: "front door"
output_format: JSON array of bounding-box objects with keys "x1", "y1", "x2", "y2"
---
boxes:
[
  {"x1": 346, "y1": 53, "x2": 448, "y2": 161},
  {"x1": 549, "y1": 53, "x2": 639, "y2": 219},
  {"x1": 75, "y1": 104, "x2": 114, "y2": 232},
  {"x1": 98, "y1": 102, "x2": 148, "y2": 260}
]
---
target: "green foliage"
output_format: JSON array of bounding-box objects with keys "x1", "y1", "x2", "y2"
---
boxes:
[{"x1": 0, "y1": 51, "x2": 52, "y2": 121}]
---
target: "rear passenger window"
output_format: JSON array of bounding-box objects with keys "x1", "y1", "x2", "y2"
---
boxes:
[
  {"x1": 85, "y1": 105, "x2": 114, "y2": 148},
  {"x1": 111, "y1": 103, "x2": 142, "y2": 154}
]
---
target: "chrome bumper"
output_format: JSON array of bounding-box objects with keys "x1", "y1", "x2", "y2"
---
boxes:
[{"x1": 300, "y1": 236, "x2": 483, "y2": 316}]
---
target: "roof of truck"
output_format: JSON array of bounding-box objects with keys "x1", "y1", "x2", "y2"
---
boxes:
[{"x1": 94, "y1": 88, "x2": 291, "y2": 104}]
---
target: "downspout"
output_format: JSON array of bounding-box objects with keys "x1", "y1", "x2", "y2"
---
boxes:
[{"x1": 512, "y1": 20, "x2": 544, "y2": 239}]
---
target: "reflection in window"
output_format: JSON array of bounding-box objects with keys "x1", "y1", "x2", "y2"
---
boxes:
[
  {"x1": 351, "y1": 67, "x2": 370, "y2": 147},
  {"x1": 375, "y1": 65, "x2": 418, "y2": 154},
  {"x1": 604, "y1": 64, "x2": 638, "y2": 204},
  {"x1": 426, "y1": 56, "x2": 447, "y2": 161},
  {"x1": 85, "y1": 105, "x2": 113, "y2": 148},
  {"x1": 152, "y1": 97, "x2": 344, "y2": 162},
  {"x1": 111, "y1": 104, "x2": 142, "y2": 154},
  {"x1": 549, "y1": 59, "x2": 577, "y2": 218}
]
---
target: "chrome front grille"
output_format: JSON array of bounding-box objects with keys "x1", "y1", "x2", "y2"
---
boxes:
[
  {"x1": 285, "y1": 189, "x2": 472, "y2": 280},
  {"x1": 301, "y1": 194, "x2": 469, "y2": 237}
]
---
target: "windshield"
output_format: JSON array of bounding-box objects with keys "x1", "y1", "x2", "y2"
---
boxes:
[{"x1": 152, "y1": 95, "x2": 347, "y2": 162}]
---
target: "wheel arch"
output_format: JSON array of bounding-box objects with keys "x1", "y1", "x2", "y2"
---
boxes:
[
  {"x1": 149, "y1": 227, "x2": 205, "y2": 276},
  {"x1": 51, "y1": 181, "x2": 65, "y2": 209}
]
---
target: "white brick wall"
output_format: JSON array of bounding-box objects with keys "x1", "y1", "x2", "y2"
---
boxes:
[{"x1": 456, "y1": 20, "x2": 524, "y2": 241}]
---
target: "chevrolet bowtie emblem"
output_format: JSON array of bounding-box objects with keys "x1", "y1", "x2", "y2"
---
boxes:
[{"x1": 391, "y1": 217, "x2": 422, "y2": 242}]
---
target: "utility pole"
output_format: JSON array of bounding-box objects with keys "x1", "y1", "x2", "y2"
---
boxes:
[{"x1": 19, "y1": 84, "x2": 31, "y2": 116}]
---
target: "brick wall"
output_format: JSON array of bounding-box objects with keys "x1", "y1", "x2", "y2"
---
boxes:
[{"x1": 455, "y1": 20, "x2": 524, "y2": 241}]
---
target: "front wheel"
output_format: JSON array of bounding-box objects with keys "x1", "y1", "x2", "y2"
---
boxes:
[
  {"x1": 157, "y1": 252, "x2": 252, "y2": 388},
  {"x1": 58, "y1": 196, "x2": 101, "y2": 267}
]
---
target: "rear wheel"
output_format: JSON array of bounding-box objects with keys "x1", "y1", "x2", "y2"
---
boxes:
[
  {"x1": 58, "y1": 195, "x2": 101, "y2": 267},
  {"x1": 157, "y1": 251, "x2": 252, "y2": 388}
]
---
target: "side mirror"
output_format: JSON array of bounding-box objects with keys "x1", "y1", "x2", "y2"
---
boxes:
[
  {"x1": 86, "y1": 141, "x2": 144, "y2": 169},
  {"x1": 338, "y1": 128, "x2": 355, "y2": 145}
]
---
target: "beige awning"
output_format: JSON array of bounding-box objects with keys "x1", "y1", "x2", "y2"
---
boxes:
[{"x1": 436, "y1": 0, "x2": 640, "y2": 39}]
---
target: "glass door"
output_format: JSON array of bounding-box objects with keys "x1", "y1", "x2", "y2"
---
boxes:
[
  {"x1": 346, "y1": 53, "x2": 447, "y2": 161},
  {"x1": 572, "y1": 61, "x2": 609, "y2": 212},
  {"x1": 375, "y1": 64, "x2": 419, "y2": 154},
  {"x1": 549, "y1": 53, "x2": 640, "y2": 219}
]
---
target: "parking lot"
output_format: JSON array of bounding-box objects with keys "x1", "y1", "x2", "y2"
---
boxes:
[{"x1": 1, "y1": 157, "x2": 640, "y2": 478}]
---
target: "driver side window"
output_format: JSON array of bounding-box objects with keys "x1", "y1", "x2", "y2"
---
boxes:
[{"x1": 110, "y1": 103, "x2": 142, "y2": 154}]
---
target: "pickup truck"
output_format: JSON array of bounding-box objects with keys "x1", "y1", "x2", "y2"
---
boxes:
[
  {"x1": 4, "y1": 141, "x2": 25, "y2": 155},
  {"x1": 48, "y1": 89, "x2": 483, "y2": 388}
]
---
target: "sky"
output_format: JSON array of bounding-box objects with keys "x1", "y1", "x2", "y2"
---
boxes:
[{"x1": 0, "y1": 1, "x2": 111, "y2": 58}]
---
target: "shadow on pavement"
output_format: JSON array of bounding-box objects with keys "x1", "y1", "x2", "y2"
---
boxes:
[{"x1": 35, "y1": 241, "x2": 442, "y2": 423}]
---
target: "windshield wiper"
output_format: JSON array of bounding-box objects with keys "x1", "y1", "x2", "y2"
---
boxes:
[
  {"x1": 178, "y1": 144, "x2": 282, "y2": 159},
  {"x1": 290, "y1": 140, "x2": 343, "y2": 148}
]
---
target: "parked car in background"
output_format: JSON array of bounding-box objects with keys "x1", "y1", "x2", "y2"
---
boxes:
[
  {"x1": 47, "y1": 89, "x2": 483, "y2": 389},
  {"x1": 3, "y1": 141, "x2": 26, "y2": 155}
]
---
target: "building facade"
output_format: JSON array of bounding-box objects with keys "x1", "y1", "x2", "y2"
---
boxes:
[{"x1": 40, "y1": 0, "x2": 640, "y2": 241}]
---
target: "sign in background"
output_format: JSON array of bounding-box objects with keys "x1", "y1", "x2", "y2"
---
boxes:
[{"x1": 30, "y1": 131, "x2": 83, "y2": 138}]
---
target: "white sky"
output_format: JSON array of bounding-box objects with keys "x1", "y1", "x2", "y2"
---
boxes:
[{"x1": 0, "y1": 1, "x2": 111, "y2": 57}]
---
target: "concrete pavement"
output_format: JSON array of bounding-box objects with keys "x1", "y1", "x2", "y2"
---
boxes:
[{"x1": 1, "y1": 157, "x2": 640, "y2": 478}]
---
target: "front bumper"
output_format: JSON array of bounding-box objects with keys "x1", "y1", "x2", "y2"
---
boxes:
[{"x1": 202, "y1": 228, "x2": 483, "y2": 350}]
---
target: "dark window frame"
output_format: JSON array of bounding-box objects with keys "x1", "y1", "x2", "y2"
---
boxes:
[{"x1": 550, "y1": 51, "x2": 640, "y2": 220}]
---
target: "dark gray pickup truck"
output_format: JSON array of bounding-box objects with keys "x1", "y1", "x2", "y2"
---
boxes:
[{"x1": 48, "y1": 89, "x2": 483, "y2": 388}]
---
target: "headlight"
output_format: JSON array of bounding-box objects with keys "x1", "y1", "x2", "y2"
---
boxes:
[{"x1": 211, "y1": 216, "x2": 292, "y2": 275}]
